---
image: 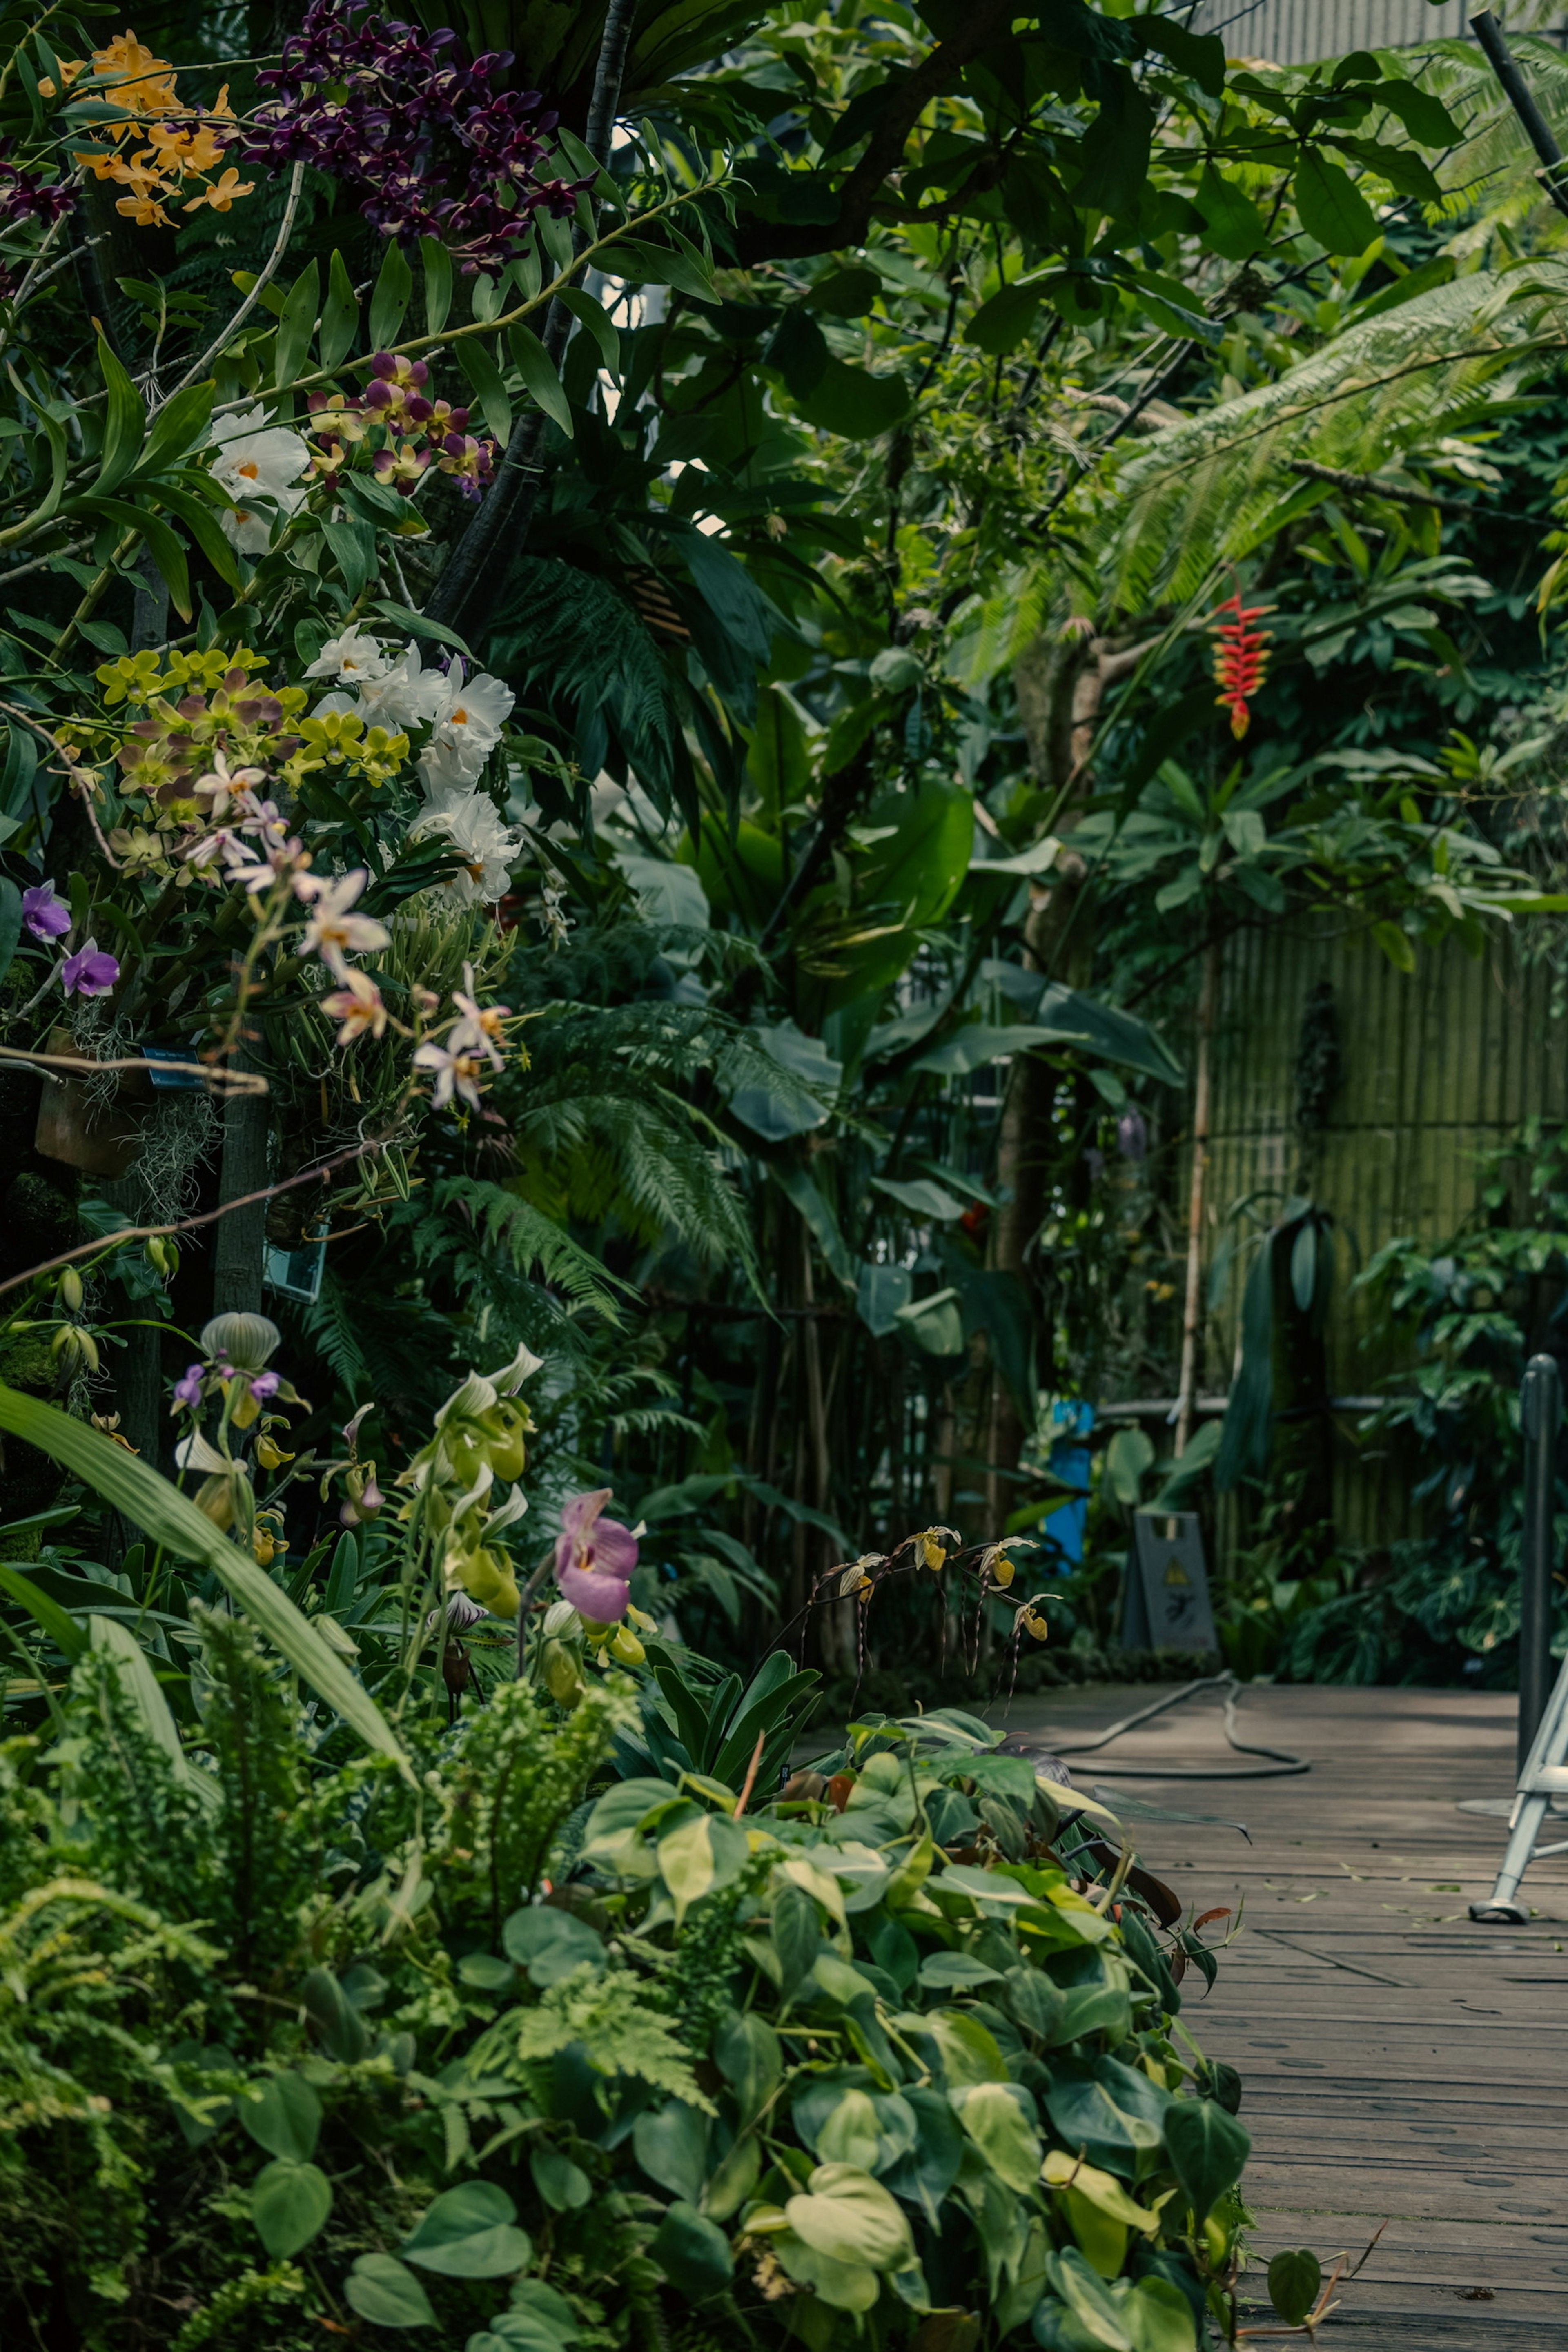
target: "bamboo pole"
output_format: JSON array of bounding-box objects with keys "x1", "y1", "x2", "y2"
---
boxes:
[{"x1": 1175, "y1": 934, "x2": 1221, "y2": 1455}]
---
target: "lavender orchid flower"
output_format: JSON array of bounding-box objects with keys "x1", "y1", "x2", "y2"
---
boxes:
[
  {"x1": 21, "y1": 880, "x2": 70, "y2": 939},
  {"x1": 61, "y1": 939, "x2": 119, "y2": 997},
  {"x1": 555, "y1": 1488, "x2": 638, "y2": 1624}
]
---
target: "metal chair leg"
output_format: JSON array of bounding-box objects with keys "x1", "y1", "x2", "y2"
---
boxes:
[{"x1": 1471, "y1": 1792, "x2": 1551, "y2": 1922}]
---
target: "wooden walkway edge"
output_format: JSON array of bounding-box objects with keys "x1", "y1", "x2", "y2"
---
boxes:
[{"x1": 996, "y1": 1682, "x2": 1568, "y2": 2347}]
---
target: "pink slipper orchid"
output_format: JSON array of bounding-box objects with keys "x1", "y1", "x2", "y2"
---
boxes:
[{"x1": 555, "y1": 1488, "x2": 638, "y2": 1624}]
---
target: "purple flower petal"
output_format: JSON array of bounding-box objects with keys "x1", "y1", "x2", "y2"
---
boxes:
[
  {"x1": 560, "y1": 1488, "x2": 610, "y2": 1542},
  {"x1": 590, "y1": 1516, "x2": 639, "y2": 1579},
  {"x1": 558, "y1": 1561, "x2": 630, "y2": 1624}
]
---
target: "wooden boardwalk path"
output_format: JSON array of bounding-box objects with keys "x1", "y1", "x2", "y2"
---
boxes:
[{"x1": 1000, "y1": 1682, "x2": 1568, "y2": 2346}]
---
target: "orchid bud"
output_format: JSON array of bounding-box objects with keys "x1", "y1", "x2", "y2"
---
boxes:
[
  {"x1": 254, "y1": 1428, "x2": 294, "y2": 1471},
  {"x1": 541, "y1": 1638, "x2": 585, "y2": 1707},
  {"x1": 608, "y1": 1624, "x2": 645, "y2": 1666},
  {"x1": 51, "y1": 1323, "x2": 98, "y2": 1374},
  {"x1": 252, "y1": 1515, "x2": 287, "y2": 1567},
  {"x1": 57, "y1": 1267, "x2": 83, "y2": 1312}
]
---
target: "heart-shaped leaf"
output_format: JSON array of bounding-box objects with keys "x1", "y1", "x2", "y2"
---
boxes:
[
  {"x1": 1268, "y1": 2247, "x2": 1323, "y2": 2327},
  {"x1": 252, "y1": 2157, "x2": 332, "y2": 2256},
  {"x1": 786, "y1": 2163, "x2": 913, "y2": 2271},
  {"x1": 345, "y1": 2253, "x2": 435, "y2": 2328},
  {"x1": 401, "y1": 2181, "x2": 532, "y2": 2278},
  {"x1": 501, "y1": 1906, "x2": 604, "y2": 1987},
  {"x1": 649, "y1": 2200, "x2": 733, "y2": 2299},
  {"x1": 1164, "y1": 2096, "x2": 1251, "y2": 2224},
  {"x1": 239, "y1": 2071, "x2": 321, "y2": 2163}
]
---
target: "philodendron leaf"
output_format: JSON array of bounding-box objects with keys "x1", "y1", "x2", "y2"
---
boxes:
[
  {"x1": 785, "y1": 2163, "x2": 913, "y2": 2271},
  {"x1": 0, "y1": 1383, "x2": 410, "y2": 1777},
  {"x1": 1268, "y1": 2247, "x2": 1323, "y2": 2327},
  {"x1": 239, "y1": 2071, "x2": 321, "y2": 2163},
  {"x1": 401, "y1": 2181, "x2": 532, "y2": 2278},
  {"x1": 251, "y1": 2157, "x2": 333, "y2": 2257},
  {"x1": 649, "y1": 2200, "x2": 734, "y2": 2300},
  {"x1": 345, "y1": 2253, "x2": 435, "y2": 2328},
  {"x1": 633, "y1": 2098, "x2": 709, "y2": 2204},
  {"x1": 952, "y1": 2080, "x2": 1042, "y2": 2196},
  {"x1": 1163, "y1": 2095, "x2": 1251, "y2": 2224}
]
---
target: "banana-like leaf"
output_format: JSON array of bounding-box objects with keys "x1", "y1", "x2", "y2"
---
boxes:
[{"x1": 0, "y1": 1384, "x2": 411, "y2": 1777}]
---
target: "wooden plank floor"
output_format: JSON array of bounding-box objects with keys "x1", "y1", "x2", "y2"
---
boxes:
[{"x1": 997, "y1": 1683, "x2": 1568, "y2": 2346}]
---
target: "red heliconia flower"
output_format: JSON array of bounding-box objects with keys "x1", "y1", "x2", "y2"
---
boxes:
[{"x1": 1209, "y1": 592, "x2": 1273, "y2": 739}]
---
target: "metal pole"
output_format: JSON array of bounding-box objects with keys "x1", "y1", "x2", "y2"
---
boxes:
[
  {"x1": 1518, "y1": 1353, "x2": 1561, "y2": 1775},
  {"x1": 1470, "y1": 12, "x2": 1568, "y2": 222}
]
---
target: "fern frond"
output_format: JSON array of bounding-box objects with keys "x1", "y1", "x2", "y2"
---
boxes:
[
  {"x1": 421, "y1": 1177, "x2": 634, "y2": 1316},
  {"x1": 1087, "y1": 262, "x2": 1568, "y2": 614}
]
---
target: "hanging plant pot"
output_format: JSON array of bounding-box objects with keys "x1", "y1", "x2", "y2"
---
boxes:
[{"x1": 32, "y1": 1027, "x2": 153, "y2": 1178}]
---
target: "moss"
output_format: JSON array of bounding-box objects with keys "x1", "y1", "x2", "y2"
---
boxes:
[
  {"x1": 0, "y1": 1163, "x2": 79, "y2": 1289},
  {"x1": 0, "y1": 1325, "x2": 65, "y2": 1523}
]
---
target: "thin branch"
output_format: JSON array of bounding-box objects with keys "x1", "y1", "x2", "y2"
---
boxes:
[
  {"x1": 0, "y1": 1129, "x2": 398, "y2": 1301},
  {"x1": 154, "y1": 159, "x2": 306, "y2": 409},
  {"x1": 1288, "y1": 454, "x2": 1550, "y2": 528},
  {"x1": 0, "y1": 535, "x2": 92, "y2": 590},
  {"x1": 733, "y1": 1731, "x2": 768, "y2": 1818},
  {"x1": 0, "y1": 1045, "x2": 265, "y2": 1092}
]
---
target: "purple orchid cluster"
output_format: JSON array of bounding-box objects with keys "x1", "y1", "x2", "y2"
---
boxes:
[
  {"x1": 0, "y1": 160, "x2": 76, "y2": 299},
  {"x1": 234, "y1": 0, "x2": 590, "y2": 274},
  {"x1": 0, "y1": 161, "x2": 74, "y2": 230},
  {"x1": 22, "y1": 879, "x2": 120, "y2": 997},
  {"x1": 307, "y1": 351, "x2": 495, "y2": 500}
]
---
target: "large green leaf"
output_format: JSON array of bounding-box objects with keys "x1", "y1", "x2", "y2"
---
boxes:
[
  {"x1": 92, "y1": 331, "x2": 146, "y2": 495},
  {"x1": 786, "y1": 2163, "x2": 913, "y2": 2270},
  {"x1": 1163, "y1": 2096, "x2": 1250, "y2": 2224},
  {"x1": 240, "y1": 2071, "x2": 322, "y2": 2163},
  {"x1": 89, "y1": 1615, "x2": 217, "y2": 1803},
  {"x1": 0, "y1": 1385, "x2": 410, "y2": 1776},
  {"x1": 1293, "y1": 150, "x2": 1377, "y2": 258},
  {"x1": 953, "y1": 2080, "x2": 1042, "y2": 2194},
  {"x1": 0, "y1": 1559, "x2": 86, "y2": 1661}
]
